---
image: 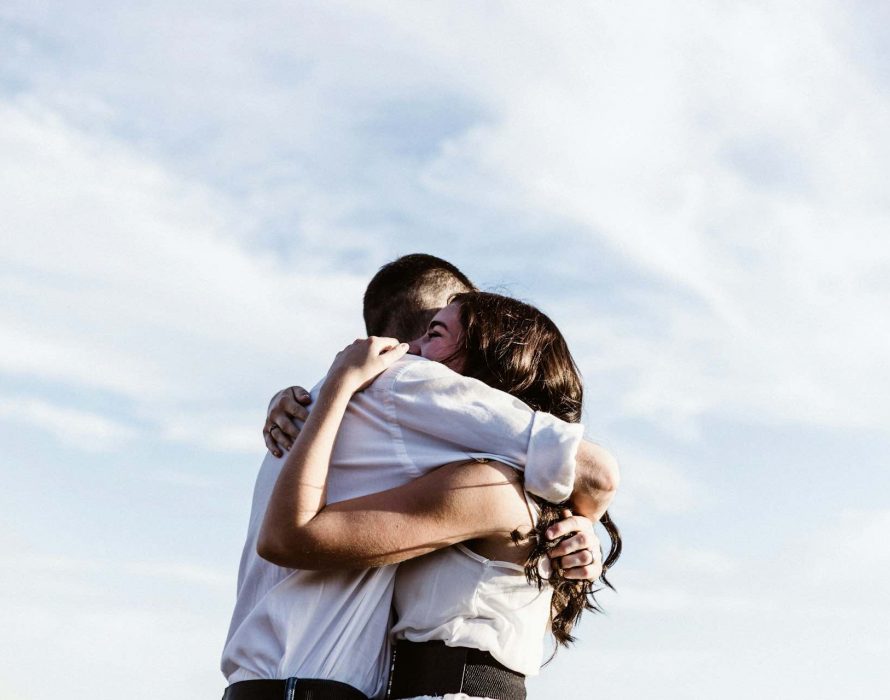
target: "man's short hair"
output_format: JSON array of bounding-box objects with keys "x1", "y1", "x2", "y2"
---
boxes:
[{"x1": 363, "y1": 254, "x2": 475, "y2": 340}]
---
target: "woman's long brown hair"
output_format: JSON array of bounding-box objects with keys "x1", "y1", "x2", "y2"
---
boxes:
[{"x1": 450, "y1": 291, "x2": 622, "y2": 647}]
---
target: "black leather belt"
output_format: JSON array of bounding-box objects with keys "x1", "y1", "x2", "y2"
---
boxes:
[
  {"x1": 388, "y1": 640, "x2": 526, "y2": 700},
  {"x1": 222, "y1": 678, "x2": 368, "y2": 700}
]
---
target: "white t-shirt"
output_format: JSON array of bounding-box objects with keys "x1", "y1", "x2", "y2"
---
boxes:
[{"x1": 220, "y1": 355, "x2": 582, "y2": 699}]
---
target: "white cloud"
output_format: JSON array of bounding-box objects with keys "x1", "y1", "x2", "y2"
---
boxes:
[
  {"x1": 6, "y1": 2, "x2": 887, "y2": 441},
  {"x1": 399, "y1": 1, "x2": 890, "y2": 434},
  {"x1": 0, "y1": 99, "x2": 365, "y2": 452},
  {"x1": 609, "y1": 449, "x2": 712, "y2": 517},
  {"x1": 0, "y1": 395, "x2": 136, "y2": 451}
]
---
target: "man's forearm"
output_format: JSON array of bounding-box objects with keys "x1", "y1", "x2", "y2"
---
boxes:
[{"x1": 569, "y1": 441, "x2": 620, "y2": 520}]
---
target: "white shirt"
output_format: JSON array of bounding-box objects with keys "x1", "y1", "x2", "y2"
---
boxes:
[
  {"x1": 220, "y1": 356, "x2": 582, "y2": 699},
  {"x1": 391, "y1": 494, "x2": 551, "y2": 677}
]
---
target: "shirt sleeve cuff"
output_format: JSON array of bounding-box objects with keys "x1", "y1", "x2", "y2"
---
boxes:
[{"x1": 523, "y1": 412, "x2": 584, "y2": 503}]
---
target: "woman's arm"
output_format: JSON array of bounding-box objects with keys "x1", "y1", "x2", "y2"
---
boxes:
[
  {"x1": 258, "y1": 457, "x2": 532, "y2": 569},
  {"x1": 259, "y1": 337, "x2": 409, "y2": 558}
]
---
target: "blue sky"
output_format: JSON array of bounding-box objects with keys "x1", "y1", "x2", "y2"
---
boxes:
[{"x1": 1, "y1": 2, "x2": 889, "y2": 698}]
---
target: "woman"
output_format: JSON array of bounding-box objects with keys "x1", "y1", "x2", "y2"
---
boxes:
[{"x1": 260, "y1": 292, "x2": 621, "y2": 700}]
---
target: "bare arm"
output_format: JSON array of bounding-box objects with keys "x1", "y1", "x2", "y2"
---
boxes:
[
  {"x1": 569, "y1": 441, "x2": 620, "y2": 520},
  {"x1": 259, "y1": 337, "x2": 408, "y2": 553},
  {"x1": 259, "y1": 458, "x2": 531, "y2": 570}
]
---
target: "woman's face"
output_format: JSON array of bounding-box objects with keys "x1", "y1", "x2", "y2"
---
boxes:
[{"x1": 409, "y1": 302, "x2": 465, "y2": 373}]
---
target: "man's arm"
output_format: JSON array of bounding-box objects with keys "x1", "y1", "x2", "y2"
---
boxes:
[
  {"x1": 569, "y1": 441, "x2": 620, "y2": 521},
  {"x1": 384, "y1": 358, "x2": 585, "y2": 503}
]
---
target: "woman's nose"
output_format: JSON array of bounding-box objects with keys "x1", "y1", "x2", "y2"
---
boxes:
[{"x1": 407, "y1": 336, "x2": 424, "y2": 355}]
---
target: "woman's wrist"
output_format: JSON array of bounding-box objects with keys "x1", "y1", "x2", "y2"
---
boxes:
[{"x1": 321, "y1": 372, "x2": 357, "y2": 398}]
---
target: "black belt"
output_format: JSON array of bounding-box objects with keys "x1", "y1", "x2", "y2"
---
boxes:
[
  {"x1": 222, "y1": 678, "x2": 368, "y2": 700},
  {"x1": 388, "y1": 640, "x2": 526, "y2": 700}
]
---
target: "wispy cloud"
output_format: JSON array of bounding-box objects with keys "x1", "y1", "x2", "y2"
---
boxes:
[
  {"x1": 0, "y1": 395, "x2": 136, "y2": 451},
  {"x1": 1, "y1": 3, "x2": 888, "y2": 700}
]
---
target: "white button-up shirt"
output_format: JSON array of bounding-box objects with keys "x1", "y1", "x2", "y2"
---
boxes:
[{"x1": 220, "y1": 356, "x2": 583, "y2": 699}]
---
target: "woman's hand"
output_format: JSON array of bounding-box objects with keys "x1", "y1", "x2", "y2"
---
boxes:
[
  {"x1": 264, "y1": 386, "x2": 312, "y2": 457},
  {"x1": 326, "y1": 337, "x2": 409, "y2": 394}
]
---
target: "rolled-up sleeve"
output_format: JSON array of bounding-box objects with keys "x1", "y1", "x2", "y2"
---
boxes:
[{"x1": 379, "y1": 358, "x2": 582, "y2": 503}]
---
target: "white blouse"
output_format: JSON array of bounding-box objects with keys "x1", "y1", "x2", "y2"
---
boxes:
[{"x1": 391, "y1": 498, "x2": 552, "y2": 678}]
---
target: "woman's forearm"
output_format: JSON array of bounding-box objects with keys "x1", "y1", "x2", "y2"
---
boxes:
[
  {"x1": 259, "y1": 459, "x2": 532, "y2": 571},
  {"x1": 258, "y1": 379, "x2": 352, "y2": 562}
]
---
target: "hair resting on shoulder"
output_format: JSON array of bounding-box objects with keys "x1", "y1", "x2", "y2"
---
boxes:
[
  {"x1": 449, "y1": 290, "x2": 622, "y2": 648},
  {"x1": 363, "y1": 254, "x2": 475, "y2": 340}
]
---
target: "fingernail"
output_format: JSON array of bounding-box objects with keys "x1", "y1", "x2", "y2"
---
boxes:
[{"x1": 537, "y1": 557, "x2": 553, "y2": 578}]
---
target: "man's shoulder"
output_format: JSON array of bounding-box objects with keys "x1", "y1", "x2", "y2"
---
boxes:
[
  {"x1": 370, "y1": 354, "x2": 459, "y2": 387},
  {"x1": 374, "y1": 356, "x2": 523, "y2": 408}
]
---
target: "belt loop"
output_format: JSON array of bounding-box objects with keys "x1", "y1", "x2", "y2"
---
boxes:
[
  {"x1": 284, "y1": 677, "x2": 298, "y2": 700},
  {"x1": 457, "y1": 646, "x2": 469, "y2": 694}
]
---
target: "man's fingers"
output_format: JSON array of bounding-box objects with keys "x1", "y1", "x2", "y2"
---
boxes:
[
  {"x1": 547, "y1": 531, "x2": 591, "y2": 558},
  {"x1": 545, "y1": 515, "x2": 584, "y2": 542},
  {"x1": 558, "y1": 549, "x2": 595, "y2": 569},
  {"x1": 562, "y1": 563, "x2": 604, "y2": 581}
]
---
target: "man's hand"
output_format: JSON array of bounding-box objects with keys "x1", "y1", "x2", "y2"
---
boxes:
[
  {"x1": 263, "y1": 386, "x2": 312, "y2": 458},
  {"x1": 546, "y1": 510, "x2": 603, "y2": 581}
]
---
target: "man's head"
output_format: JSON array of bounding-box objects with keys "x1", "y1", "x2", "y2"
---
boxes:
[{"x1": 363, "y1": 253, "x2": 475, "y2": 340}]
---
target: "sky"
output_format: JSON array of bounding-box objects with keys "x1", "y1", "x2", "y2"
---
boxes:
[{"x1": 1, "y1": 1, "x2": 889, "y2": 698}]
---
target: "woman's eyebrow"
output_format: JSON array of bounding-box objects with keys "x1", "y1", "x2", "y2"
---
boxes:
[{"x1": 429, "y1": 320, "x2": 448, "y2": 332}]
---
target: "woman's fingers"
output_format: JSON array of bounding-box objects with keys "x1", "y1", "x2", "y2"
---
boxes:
[
  {"x1": 277, "y1": 394, "x2": 310, "y2": 426},
  {"x1": 376, "y1": 338, "x2": 409, "y2": 366},
  {"x1": 289, "y1": 386, "x2": 312, "y2": 406},
  {"x1": 330, "y1": 337, "x2": 409, "y2": 392},
  {"x1": 354, "y1": 339, "x2": 409, "y2": 391},
  {"x1": 263, "y1": 424, "x2": 282, "y2": 458},
  {"x1": 262, "y1": 386, "x2": 313, "y2": 456}
]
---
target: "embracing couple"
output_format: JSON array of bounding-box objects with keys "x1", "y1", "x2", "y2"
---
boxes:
[{"x1": 220, "y1": 254, "x2": 622, "y2": 700}]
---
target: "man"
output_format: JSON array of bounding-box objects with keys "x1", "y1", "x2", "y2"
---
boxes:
[{"x1": 221, "y1": 254, "x2": 618, "y2": 700}]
